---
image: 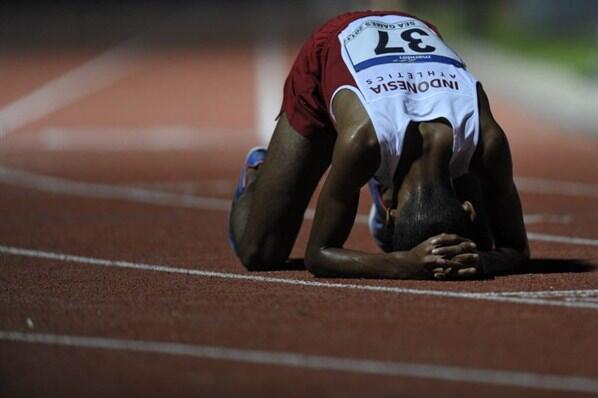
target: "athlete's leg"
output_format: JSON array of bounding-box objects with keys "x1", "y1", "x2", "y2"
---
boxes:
[
  {"x1": 229, "y1": 113, "x2": 334, "y2": 270},
  {"x1": 453, "y1": 173, "x2": 494, "y2": 251},
  {"x1": 367, "y1": 179, "x2": 394, "y2": 252},
  {"x1": 452, "y1": 83, "x2": 506, "y2": 251}
]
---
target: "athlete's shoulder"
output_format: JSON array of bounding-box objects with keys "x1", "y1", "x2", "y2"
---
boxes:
[
  {"x1": 332, "y1": 89, "x2": 379, "y2": 162},
  {"x1": 332, "y1": 90, "x2": 374, "y2": 134}
]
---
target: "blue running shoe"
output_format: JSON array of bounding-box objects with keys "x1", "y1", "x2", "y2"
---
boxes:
[
  {"x1": 228, "y1": 146, "x2": 268, "y2": 254},
  {"x1": 233, "y1": 146, "x2": 268, "y2": 201},
  {"x1": 368, "y1": 178, "x2": 394, "y2": 252}
]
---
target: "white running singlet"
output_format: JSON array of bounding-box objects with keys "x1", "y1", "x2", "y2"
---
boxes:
[{"x1": 331, "y1": 15, "x2": 480, "y2": 189}]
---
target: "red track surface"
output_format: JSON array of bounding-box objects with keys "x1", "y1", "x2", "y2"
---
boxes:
[{"x1": 1, "y1": 36, "x2": 598, "y2": 398}]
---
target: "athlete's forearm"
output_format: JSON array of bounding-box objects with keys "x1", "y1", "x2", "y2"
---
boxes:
[
  {"x1": 305, "y1": 247, "x2": 424, "y2": 279},
  {"x1": 479, "y1": 247, "x2": 529, "y2": 276}
]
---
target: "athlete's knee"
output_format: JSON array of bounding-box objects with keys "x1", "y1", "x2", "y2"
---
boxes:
[
  {"x1": 237, "y1": 245, "x2": 265, "y2": 271},
  {"x1": 236, "y1": 242, "x2": 288, "y2": 271}
]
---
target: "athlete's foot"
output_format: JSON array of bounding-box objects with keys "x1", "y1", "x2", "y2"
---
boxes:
[
  {"x1": 244, "y1": 166, "x2": 260, "y2": 189},
  {"x1": 228, "y1": 146, "x2": 267, "y2": 254},
  {"x1": 233, "y1": 146, "x2": 268, "y2": 201}
]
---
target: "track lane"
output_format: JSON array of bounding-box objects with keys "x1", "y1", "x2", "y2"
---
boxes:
[
  {"x1": 1, "y1": 24, "x2": 597, "y2": 398},
  {"x1": 2, "y1": 254, "x2": 598, "y2": 383}
]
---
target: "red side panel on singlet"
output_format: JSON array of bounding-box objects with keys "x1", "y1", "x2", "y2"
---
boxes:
[{"x1": 279, "y1": 10, "x2": 441, "y2": 139}]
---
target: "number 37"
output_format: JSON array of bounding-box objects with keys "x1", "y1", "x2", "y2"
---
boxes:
[{"x1": 374, "y1": 28, "x2": 436, "y2": 54}]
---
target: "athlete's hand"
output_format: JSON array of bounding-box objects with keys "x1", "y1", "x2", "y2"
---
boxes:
[
  {"x1": 428, "y1": 234, "x2": 480, "y2": 279},
  {"x1": 406, "y1": 233, "x2": 477, "y2": 279}
]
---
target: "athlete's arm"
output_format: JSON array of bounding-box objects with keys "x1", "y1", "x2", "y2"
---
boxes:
[
  {"x1": 304, "y1": 92, "x2": 466, "y2": 279},
  {"x1": 304, "y1": 123, "x2": 457, "y2": 278},
  {"x1": 473, "y1": 85, "x2": 530, "y2": 275}
]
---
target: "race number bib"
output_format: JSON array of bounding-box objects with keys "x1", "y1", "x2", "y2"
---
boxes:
[{"x1": 341, "y1": 17, "x2": 464, "y2": 72}]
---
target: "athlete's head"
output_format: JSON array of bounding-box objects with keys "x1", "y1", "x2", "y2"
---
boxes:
[{"x1": 392, "y1": 181, "x2": 477, "y2": 251}]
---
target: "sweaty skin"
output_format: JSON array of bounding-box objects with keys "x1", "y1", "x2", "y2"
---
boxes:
[
  {"x1": 230, "y1": 85, "x2": 528, "y2": 278},
  {"x1": 304, "y1": 85, "x2": 529, "y2": 279},
  {"x1": 230, "y1": 115, "x2": 334, "y2": 270},
  {"x1": 466, "y1": 84, "x2": 530, "y2": 275}
]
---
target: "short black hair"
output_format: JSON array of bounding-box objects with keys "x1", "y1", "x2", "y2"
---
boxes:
[{"x1": 393, "y1": 182, "x2": 476, "y2": 251}]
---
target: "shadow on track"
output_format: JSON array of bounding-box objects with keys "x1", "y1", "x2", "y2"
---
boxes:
[
  {"x1": 260, "y1": 258, "x2": 596, "y2": 276},
  {"x1": 519, "y1": 258, "x2": 597, "y2": 274},
  {"x1": 279, "y1": 258, "x2": 307, "y2": 271}
]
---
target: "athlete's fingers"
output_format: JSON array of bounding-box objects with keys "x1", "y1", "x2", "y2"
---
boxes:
[
  {"x1": 430, "y1": 233, "x2": 464, "y2": 246},
  {"x1": 430, "y1": 261, "x2": 455, "y2": 280},
  {"x1": 433, "y1": 272, "x2": 446, "y2": 280},
  {"x1": 432, "y1": 257, "x2": 465, "y2": 273},
  {"x1": 430, "y1": 234, "x2": 460, "y2": 245},
  {"x1": 452, "y1": 253, "x2": 480, "y2": 266},
  {"x1": 431, "y1": 242, "x2": 476, "y2": 257},
  {"x1": 457, "y1": 267, "x2": 479, "y2": 277},
  {"x1": 433, "y1": 266, "x2": 453, "y2": 279},
  {"x1": 440, "y1": 264, "x2": 476, "y2": 279}
]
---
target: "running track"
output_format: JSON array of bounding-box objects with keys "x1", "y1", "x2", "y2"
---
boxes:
[{"x1": 1, "y1": 18, "x2": 598, "y2": 398}]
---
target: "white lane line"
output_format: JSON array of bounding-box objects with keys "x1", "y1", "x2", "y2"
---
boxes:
[
  {"x1": 494, "y1": 289, "x2": 598, "y2": 298},
  {"x1": 516, "y1": 176, "x2": 598, "y2": 199},
  {"x1": 38, "y1": 126, "x2": 250, "y2": 152},
  {"x1": 128, "y1": 180, "x2": 235, "y2": 195},
  {"x1": 0, "y1": 166, "x2": 228, "y2": 211},
  {"x1": 40, "y1": 126, "x2": 200, "y2": 151},
  {"x1": 0, "y1": 166, "x2": 595, "y2": 247},
  {"x1": 1, "y1": 244, "x2": 597, "y2": 310},
  {"x1": 3, "y1": 126, "x2": 256, "y2": 152},
  {"x1": 254, "y1": 34, "x2": 286, "y2": 144},
  {"x1": 0, "y1": 37, "x2": 145, "y2": 137},
  {"x1": 527, "y1": 232, "x2": 598, "y2": 246},
  {"x1": 523, "y1": 214, "x2": 571, "y2": 224},
  {"x1": 2, "y1": 331, "x2": 597, "y2": 394}
]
